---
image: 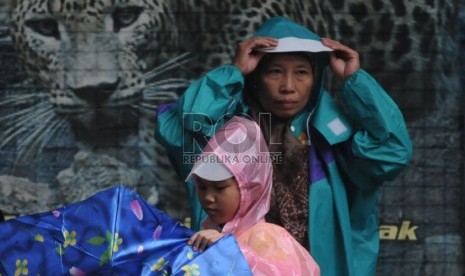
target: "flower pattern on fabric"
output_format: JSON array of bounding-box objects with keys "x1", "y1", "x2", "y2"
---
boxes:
[
  {"x1": 55, "y1": 230, "x2": 77, "y2": 255},
  {"x1": 111, "y1": 232, "x2": 123, "y2": 253},
  {"x1": 34, "y1": 234, "x2": 44, "y2": 242},
  {"x1": 63, "y1": 230, "x2": 77, "y2": 248},
  {"x1": 14, "y1": 259, "x2": 28, "y2": 276},
  {"x1": 181, "y1": 264, "x2": 200, "y2": 276},
  {"x1": 69, "y1": 266, "x2": 86, "y2": 276},
  {"x1": 55, "y1": 245, "x2": 64, "y2": 255},
  {"x1": 130, "y1": 199, "x2": 144, "y2": 220},
  {"x1": 150, "y1": 257, "x2": 169, "y2": 271},
  {"x1": 86, "y1": 231, "x2": 124, "y2": 265},
  {"x1": 153, "y1": 225, "x2": 162, "y2": 240}
]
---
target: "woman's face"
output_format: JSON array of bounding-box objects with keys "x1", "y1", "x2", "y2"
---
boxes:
[
  {"x1": 257, "y1": 53, "x2": 314, "y2": 118},
  {"x1": 195, "y1": 176, "x2": 240, "y2": 225}
]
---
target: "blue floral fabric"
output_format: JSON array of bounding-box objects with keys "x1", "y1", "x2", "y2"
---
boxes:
[{"x1": 0, "y1": 185, "x2": 252, "y2": 275}]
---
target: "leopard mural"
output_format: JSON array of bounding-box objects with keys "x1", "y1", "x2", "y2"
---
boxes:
[
  {"x1": 1, "y1": 0, "x2": 193, "y2": 219},
  {"x1": 1, "y1": 0, "x2": 459, "y2": 232}
]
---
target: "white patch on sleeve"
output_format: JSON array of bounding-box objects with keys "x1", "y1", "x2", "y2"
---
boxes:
[{"x1": 327, "y1": 118, "x2": 347, "y2": 136}]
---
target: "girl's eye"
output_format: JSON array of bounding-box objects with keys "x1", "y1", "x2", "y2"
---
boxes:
[{"x1": 197, "y1": 183, "x2": 207, "y2": 190}]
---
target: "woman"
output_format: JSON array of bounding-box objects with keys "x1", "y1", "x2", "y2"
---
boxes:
[{"x1": 155, "y1": 16, "x2": 412, "y2": 276}]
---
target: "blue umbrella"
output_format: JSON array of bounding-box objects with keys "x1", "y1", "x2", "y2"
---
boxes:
[{"x1": 0, "y1": 185, "x2": 252, "y2": 275}]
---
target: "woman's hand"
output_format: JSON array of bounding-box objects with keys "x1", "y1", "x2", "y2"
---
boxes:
[
  {"x1": 188, "y1": 229, "x2": 224, "y2": 253},
  {"x1": 232, "y1": 37, "x2": 278, "y2": 75},
  {"x1": 321, "y1": 37, "x2": 360, "y2": 81}
]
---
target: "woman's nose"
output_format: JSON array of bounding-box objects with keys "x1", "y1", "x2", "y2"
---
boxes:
[{"x1": 280, "y1": 74, "x2": 295, "y2": 93}]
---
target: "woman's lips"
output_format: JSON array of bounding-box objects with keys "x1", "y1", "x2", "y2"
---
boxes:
[{"x1": 276, "y1": 100, "x2": 297, "y2": 109}]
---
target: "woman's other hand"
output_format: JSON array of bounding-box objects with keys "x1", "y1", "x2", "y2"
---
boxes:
[
  {"x1": 233, "y1": 37, "x2": 278, "y2": 75},
  {"x1": 322, "y1": 37, "x2": 360, "y2": 81}
]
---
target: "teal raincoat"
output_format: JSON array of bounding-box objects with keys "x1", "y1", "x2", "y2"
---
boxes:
[{"x1": 155, "y1": 17, "x2": 412, "y2": 276}]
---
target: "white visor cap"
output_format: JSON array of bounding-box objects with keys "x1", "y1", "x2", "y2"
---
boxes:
[
  {"x1": 185, "y1": 156, "x2": 233, "y2": 182},
  {"x1": 257, "y1": 37, "x2": 333, "y2": 53}
]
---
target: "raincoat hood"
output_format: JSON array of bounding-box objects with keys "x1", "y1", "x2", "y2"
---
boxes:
[
  {"x1": 254, "y1": 16, "x2": 332, "y2": 53},
  {"x1": 189, "y1": 116, "x2": 273, "y2": 236}
]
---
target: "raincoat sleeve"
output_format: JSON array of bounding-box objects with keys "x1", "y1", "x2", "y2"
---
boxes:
[
  {"x1": 155, "y1": 64, "x2": 245, "y2": 180},
  {"x1": 236, "y1": 222, "x2": 320, "y2": 276},
  {"x1": 154, "y1": 65, "x2": 245, "y2": 230},
  {"x1": 337, "y1": 68, "x2": 413, "y2": 189},
  {"x1": 179, "y1": 65, "x2": 245, "y2": 136}
]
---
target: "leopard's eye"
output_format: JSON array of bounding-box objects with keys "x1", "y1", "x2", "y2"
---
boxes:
[
  {"x1": 112, "y1": 6, "x2": 143, "y2": 32},
  {"x1": 25, "y1": 18, "x2": 60, "y2": 39}
]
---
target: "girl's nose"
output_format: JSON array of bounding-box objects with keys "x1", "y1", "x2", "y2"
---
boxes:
[{"x1": 203, "y1": 191, "x2": 215, "y2": 203}]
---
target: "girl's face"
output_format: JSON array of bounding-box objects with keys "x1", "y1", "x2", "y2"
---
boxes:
[
  {"x1": 257, "y1": 53, "x2": 314, "y2": 118},
  {"x1": 195, "y1": 176, "x2": 241, "y2": 225}
]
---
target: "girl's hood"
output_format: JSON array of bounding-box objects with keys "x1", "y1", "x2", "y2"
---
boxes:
[{"x1": 191, "y1": 116, "x2": 273, "y2": 236}]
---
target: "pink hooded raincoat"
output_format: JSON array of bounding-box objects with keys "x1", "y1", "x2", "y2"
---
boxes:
[{"x1": 191, "y1": 116, "x2": 320, "y2": 276}]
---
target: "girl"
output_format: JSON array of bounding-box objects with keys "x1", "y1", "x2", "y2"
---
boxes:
[{"x1": 186, "y1": 116, "x2": 319, "y2": 275}]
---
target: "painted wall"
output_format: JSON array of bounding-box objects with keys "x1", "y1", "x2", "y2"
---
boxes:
[{"x1": 0, "y1": 1, "x2": 463, "y2": 274}]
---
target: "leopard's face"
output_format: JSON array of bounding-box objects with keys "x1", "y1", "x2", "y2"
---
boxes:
[
  {"x1": 10, "y1": 0, "x2": 179, "y2": 129},
  {"x1": 3, "y1": 0, "x2": 189, "y2": 218}
]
